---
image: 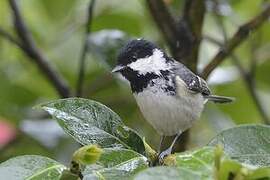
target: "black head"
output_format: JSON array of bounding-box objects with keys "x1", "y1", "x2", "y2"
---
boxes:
[
  {"x1": 116, "y1": 39, "x2": 158, "y2": 67},
  {"x1": 112, "y1": 39, "x2": 173, "y2": 93}
]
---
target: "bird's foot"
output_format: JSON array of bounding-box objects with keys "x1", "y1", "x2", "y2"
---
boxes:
[{"x1": 158, "y1": 147, "x2": 172, "y2": 164}]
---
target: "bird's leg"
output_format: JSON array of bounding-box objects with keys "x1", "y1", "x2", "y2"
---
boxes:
[
  {"x1": 151, "y1": 135, "x2": 165, "y2": 166},
  {"x1": 158, "y1": 135, "x2": 165, "y2": 154},
  {"x1": 158, "y1": 132, "x2": 182, "y2": 161}
]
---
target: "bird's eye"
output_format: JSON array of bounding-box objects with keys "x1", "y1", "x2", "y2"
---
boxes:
[{"x1": 132, "y1": 52, "x2": 138, "y2": 58}]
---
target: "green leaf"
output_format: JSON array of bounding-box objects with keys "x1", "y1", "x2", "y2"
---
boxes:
[
  {"x1": 98, "y1": 148, "x2": 144, "y2": 168},
  {"x1": 175, "y1": 147, "x2": 215, "y2": 180},
  {"x1": 209, "y1": 124, "x2": 270, "y2": 167},
  {"x1": 174, "y1": 146, "x2": 270, "y2": 180},
  {"x1": 134, "y1": 167, "x2": 201, "y2": 180},
  {"x1": 94, "y1": 157, "x2": 148, "y2": 180},
  {"x1": 83, "y1": 148, "x2": 146, "y2": 173},
  {"x1": 83, "y1": 148, "x2": 148, "y2": 179},
  {"x1": 39, "y1": 98, "x2": 144, "y2": 154},
  {"x1": 116, "y1": 125, "x2": 145, "y2": 154},
  {"x1": 248, "y1": 167, "x2": 270, "y2": 179},
  {"x1": 0, "y1": 155, "x2": 66, "y2": 180}
]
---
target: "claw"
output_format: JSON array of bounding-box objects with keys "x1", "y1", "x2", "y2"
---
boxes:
[
  {"x1": 158, "y1": 132, "x2": 182, "y2": 165},
  {"x1": 158, "y1": 147, "x2": 172, "y2": 164}
]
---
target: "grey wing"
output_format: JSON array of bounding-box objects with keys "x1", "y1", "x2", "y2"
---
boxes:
[{"x1": 172, "y1": 62, "x2": 211, "y2": 95}]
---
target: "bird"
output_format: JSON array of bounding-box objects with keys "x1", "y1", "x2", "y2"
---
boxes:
[{"x1": 112, "y1": 39, "x2": 233, "y2": 160}]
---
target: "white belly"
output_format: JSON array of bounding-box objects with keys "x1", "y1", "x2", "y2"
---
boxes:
[{"x1": 134, "y1": 87, "x2": 205, "y2": 136}]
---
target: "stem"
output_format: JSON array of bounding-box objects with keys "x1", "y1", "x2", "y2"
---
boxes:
[
  {"x1": 76, "y1": 0, "x2": 96, "y2": 97},
  {"x1": 208, "y1": 1, "x2": 269, "y2": 124},
  {"x1": 201, "y1": 4, "x2": 270, "y2": 79},
  {"x1": 8, "y1": 0, "x2": 71, "y2": 98},
  {"x1": 182, "y1": 0, "x2": 206, "y2": 72}
]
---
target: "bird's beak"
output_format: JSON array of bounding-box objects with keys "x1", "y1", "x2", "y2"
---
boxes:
[{"x1": 111, "y1": 65, "x2": 125, "y2": 73}]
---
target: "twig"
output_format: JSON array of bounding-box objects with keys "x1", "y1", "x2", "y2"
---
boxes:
[
  {"x1": 209, "y1": 0, "x2": 269, "y2": 124},
  {"x1": 76, "y1": 0, "x2": 96, "y2": 97},
  {"x1": 8, "y1": 0, "x2": 70, "y2": 98},
  {"x1": 212, "y1": 0, "x2": 228, "y2": 41},
  {"x1": 146, "y1": 0, "x2": 205, "y2": 72},
  {"x1": 249, "y1": 32, "x2": 261, "y2": 77},
  {"x1": 181, "y1": 0, "x2": 206, "y2": 72},
  {"x1": 204, "y1": 35, "x2": 223, "y2": 46},
  {"x1": 0, "y1": 27, "x2": 25, "y2": 49},
  {"x1": 146, "y1": 0, "x2": 178, "y2": 53},
  {"x1": 146, "y1": 0, "x2": 206, "y2": 151},
  {"x1": 231, "y1": 55, "x2": 269, "y2": 124},
  {"x1": 246, "y1": 32, "x2": 269, "y2": 124},
  {"x1": 146, "y1": 0, "x2": 200, "y2": 71},
  {"x1": 201, "y1": 4, "x2": 270, "y2": 79}
]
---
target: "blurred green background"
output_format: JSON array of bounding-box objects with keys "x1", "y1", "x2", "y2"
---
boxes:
[{"x1": 0, "y1": 0, "x2": 269, "y2": 165}]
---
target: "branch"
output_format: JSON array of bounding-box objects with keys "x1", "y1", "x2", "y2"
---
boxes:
[
  {"x1": 181, "y1": 0, "x2": 206, "y2": 72},
  {"x1": 76, "y1": 0, "x2": 96, "y2": 97},
  {"x1": 146, "y1": 0, "x2": 178, "y2": 52},
  {"x1": 231, "y1": 54, "x2": 270, "y2": 124},
  {"x1": 146, "y1": 0, "x2": 206, "y2": 151},
  {"x1": 146, "y1": 0, "x2": 206, "y2": 72},
  {"x1": 201, "y1": 4, "x2": 270, "y2": 79},
  {"x1": 8, "y1": 0, "x2": 70, "y2": 98},
  {"x1": 246, "y1": 32, "x2": 269, "y2": 124},
  {"x1": 0, "y1": 27, "x2": 25, "y2": 49},
  {"x1": 204, "y1": 35, "x2": 223, "y2": 46},
  {"x1": 207, "y1": 1, "x2": 269, "y2": 124},
  {"x1": 249, "y1": 32, "x2": 261, "y2": 77}
]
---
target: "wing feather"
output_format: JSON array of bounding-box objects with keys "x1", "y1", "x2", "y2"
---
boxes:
[{"x1": 171, "y1": 61, "x2": 211, "y2": 95}]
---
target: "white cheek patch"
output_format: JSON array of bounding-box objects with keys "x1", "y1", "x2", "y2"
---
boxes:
[{"x1": 127, "y1": 49, "x2": 169, "y2": 75}]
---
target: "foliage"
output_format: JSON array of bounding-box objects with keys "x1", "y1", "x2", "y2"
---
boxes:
[
  {"x1": 1, "y1": 98, "x2": 269, "y2": 179},
  {"x1": 38, "y1": 98, "x2": 145, "y2": 154},
  {"x1": 209, "y1": 124, "x2": 270, "y2": 167},
  {"x1": 0, "y1": 155, "x2": 65, "y2": 179},
  {"x1": 0, "y1": 0, "x2": 270, "y2": 179},
  {"x1": 0, "y1": 0, "x2": 269, "y2": 158}
]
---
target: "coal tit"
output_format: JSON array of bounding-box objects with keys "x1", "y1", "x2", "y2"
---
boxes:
[{"x1": 112, "y1": 39, "x2": 233, "y2": 159}]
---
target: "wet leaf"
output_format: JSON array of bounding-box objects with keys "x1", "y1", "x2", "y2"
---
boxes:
[
  {"x1": 175, "y1": 147, "x2": 215, "y2": 179},
  {"x1": 247, "y1": 167, "x2": 270, "y2": 179},
  {"x1": 83, "y1": 148, "x2": 147, "y2": 176},
  {"x1": 94, "y1": 157, "x2": 148, "y2": 180},
  {"x1": 39, "y1": 98, "x2": 144, "y2": 154},
  {"x1": 174, "y1": 146, "x2": 270, "y2": 180},
  {"x1": 209, "y1": 124, "x2": 270, "y2": 167},
  {"x1": 98, "y1": 148, "x2": 144, "y2": 168},
  {"x1": 0, "y1": 155, "x2": 65, "y2": 180},
  {"x1": 134, "y1": 166, "x2": 201, "y2": 180},
  {"x1": 84, "y1": 152, "x2": 148, "y2": 180}
]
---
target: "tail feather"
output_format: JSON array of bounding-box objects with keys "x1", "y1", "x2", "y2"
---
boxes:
[{"x1": 204, "y1": 95, "x2": 235, "y2": 103}]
